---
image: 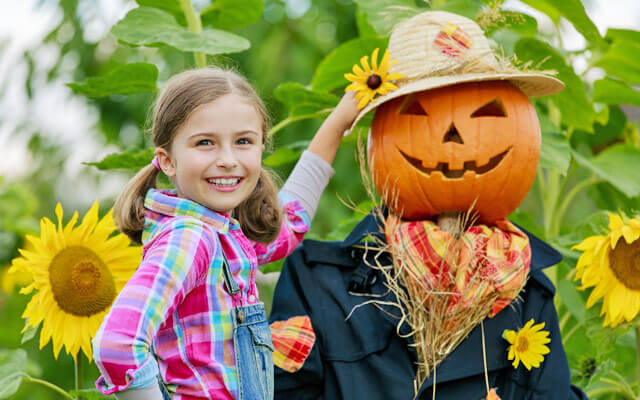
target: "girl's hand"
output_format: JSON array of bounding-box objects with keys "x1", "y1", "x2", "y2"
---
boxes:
[{"x1": 330, "y1": 91, "x2": 360, "y2": 132}]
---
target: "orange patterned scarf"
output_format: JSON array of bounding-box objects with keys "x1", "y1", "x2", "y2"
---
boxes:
[{"x1": 385, "y1": 216, "x2": 531, "y2": 318}]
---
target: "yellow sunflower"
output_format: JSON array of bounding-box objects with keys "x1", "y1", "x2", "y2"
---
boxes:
[
  {"x1": 502, "y1": 319, "x2": 551, "y2": 370},
  {"x1": 9, "y1": 201, "x2": 140, "y2": 361},
  {"x1": 1, "y1": 264, "x2": 32, "y2": 293},
  {"x1": 573, "y1": 213, "x2": 640, "y2": 327},
  {"x1": 345, "y1": 48, "x2": 404, "y2": 109}
]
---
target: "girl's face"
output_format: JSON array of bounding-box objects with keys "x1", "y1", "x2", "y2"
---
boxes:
[{"x1": 157, "y1": 93, "x2": 264, "y2": 215}]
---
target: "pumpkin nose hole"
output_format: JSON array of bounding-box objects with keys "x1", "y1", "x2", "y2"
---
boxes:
[{"x1": 443, "y1": 123, "x2": 464, "y2": 144}]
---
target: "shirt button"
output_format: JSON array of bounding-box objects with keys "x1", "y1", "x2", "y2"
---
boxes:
[{"x1": 248, "y1": 295, "x2": 256, "y2": 303}]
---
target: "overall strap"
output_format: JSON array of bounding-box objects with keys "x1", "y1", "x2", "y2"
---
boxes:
[{"x1": 220, "y1": 249, "x2": 245, "y2": 323}]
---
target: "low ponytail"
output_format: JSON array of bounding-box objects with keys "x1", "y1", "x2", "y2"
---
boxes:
[
  {"x1": 235, "y1": 168, "x2": 282, "y2": 244},
  {"x1": 113, "y1": 164, "x2": 160, "y2": 245}
]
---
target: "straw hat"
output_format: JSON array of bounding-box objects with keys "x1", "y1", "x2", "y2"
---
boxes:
[{"x1": 348, "y1": 10, "x2": 564, "y2": 132}]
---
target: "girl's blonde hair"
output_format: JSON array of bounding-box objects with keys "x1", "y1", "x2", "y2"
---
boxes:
[{"x1": 114, "y1": 67, "x2": 282, "y2": 245}]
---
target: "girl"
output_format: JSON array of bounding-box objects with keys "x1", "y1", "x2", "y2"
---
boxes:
[{"x1": 92, "y1": 67, "x2": 358, "y2": 400}]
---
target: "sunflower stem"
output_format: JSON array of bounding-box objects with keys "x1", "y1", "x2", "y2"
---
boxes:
[
  {"x1": 553, "y1": 177, "x2": 602, "y2": 236},
  {"x1": 636, "y1": 324, "x2": 640, "y2": 391},
  {"x1": 267, "y1": 110, "x2": 332, "y2": 138},
  {"x1": 74, "y1": 357, "x2": 83, "y2": 398},
  {"x1": 22, "y1": 376, "x2": 75, "y2": 400}
]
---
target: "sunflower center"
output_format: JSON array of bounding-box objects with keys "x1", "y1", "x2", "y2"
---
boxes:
[
  {"x1": 610, "y1": 239, "x2": 640, "y2": 290},
  {"x1": 49, "y1": 246, "x2": 116, "y2": 316},
  {"x1": 516, "y1": 335, "x2": 529, "y2": 353},
  {"x1": 366, "y1": 74, "x2": 382, "y2": 90}
]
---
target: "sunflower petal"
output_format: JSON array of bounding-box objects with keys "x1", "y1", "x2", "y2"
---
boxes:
[
  {"x1": 360, "y1": 55, "x2": 371, "y2": 74},
  {"x1": 371, "y1": 48, "x2": 379, "y2": 72},
  {"x1": 378, "y1": 49, "x2": 391, "y2": 76}
]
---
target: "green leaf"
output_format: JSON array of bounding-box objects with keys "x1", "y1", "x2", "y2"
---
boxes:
[
  {"x1": 550, "y1": 0, "x2": 604, "y2": 47},
  {"x1": 593, "y1": 78, "x2": 640, "y2": 106},
  {"x1": 311, "y1": 37, "x2": 389, "y2": 92},
  {"x1": 515, "y1": 38, "x2": 596, "y2": 132},
  {"x1": 112, "y1": 7, "x2": 250, "y2": 56},
  {"x1": 520, "y1": 0, "x2": 604, "y2": 47},
  {"x1": 0, "y1": 349, "x2": 27, "y2": 399},
  {"x1": 356, "y1": 6, "x2": 378, "y2": 38},
  {"x1": 67, "y1": 63, "x2": 158, "y2": 98},
  {"x1": 21, "y1": 321, "x2": 38, "y2": 345},
  {"x1": 87, "y1": 147, "x2": 155, "y2": 171},
  {"x1": 595, "y1": 39, "x2": 640, "y2": 85},
  {"x1": 540, "y1": 131, "x2": 570, "y2": 174},
  {"x1": 69, "y1": 389, "x2": 116, "y2": 399},
  {"x1": 353, "y1": 0, "x2": 419, "y2": 36},
  {"x1": 136, "y1": 0, "x2": 186, "y2": 25},
  {"x1": 519, "y1": 0, "x2": 561, "y2": 24},
  {"x1": 573, "y1": 145, "x2": 640, "y2": 198},
  {"x1": 557, "y1": 278, "x2": 586, "y2": 323},
  {"x1": 274, "y1": 82, "x2": 340, "y2": 118},
  {"x1": 201, "y1": 0, "x2": 264, "y2": 30},
  {"x1": 263, "y1": 147, "x2": 300, "y2": 167},
  {"x1": 571, "y1": 106, "x2": 627, "y2": 149},
  {"x1": 605, "y1": 28, "x2": 640, "y2": 44},
  {"x1": 435, "y1": 0, "x2": 482, "y2": 19}
]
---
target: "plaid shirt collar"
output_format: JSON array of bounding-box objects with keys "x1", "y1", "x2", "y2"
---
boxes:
[{"x1": 144, "y1": 188, "x2": 240, "y2": 234}]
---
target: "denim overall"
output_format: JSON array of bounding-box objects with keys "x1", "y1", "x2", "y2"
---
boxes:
[{"x1": 158, "y1": 253, "x2": 274, "y2": 400}]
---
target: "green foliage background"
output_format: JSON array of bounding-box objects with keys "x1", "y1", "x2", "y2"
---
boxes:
[{"x1": 1, "y1": 0, "x2": 640, "y2": 398}]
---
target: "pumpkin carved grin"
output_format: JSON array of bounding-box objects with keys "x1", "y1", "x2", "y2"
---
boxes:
[{"x1": 398, "y1": 146, "x2": 512, "y2": 179}]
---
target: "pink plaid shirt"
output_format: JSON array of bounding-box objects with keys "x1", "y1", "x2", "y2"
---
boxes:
[{"x1": 93, "y1": 188, "x2": 309, "y2": 399}]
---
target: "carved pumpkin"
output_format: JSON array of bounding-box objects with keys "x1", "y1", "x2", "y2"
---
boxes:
[{"x1": 368, "y1": 80, "x2": 541, "y2": 224}]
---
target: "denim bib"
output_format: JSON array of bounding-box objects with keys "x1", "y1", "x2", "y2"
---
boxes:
[{"x1": 223, "y1": 253, "x2": 274, "y2": 400}]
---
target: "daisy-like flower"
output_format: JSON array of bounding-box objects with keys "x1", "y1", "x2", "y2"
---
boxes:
[
  {"x1": 573, "y1": 213, "x2": 640, "y2": 327},
  {"x1": 502, "y1": 319, "x2": 551, "y2": 370},
  {"x1": 9, "y1": 201, "x2": 140, "y2": 361},
  {"x1": 345, "y1": 48, "x2": 404, "y2": 109}
]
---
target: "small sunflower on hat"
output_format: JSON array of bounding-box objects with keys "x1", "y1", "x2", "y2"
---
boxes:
[{"x1": 345, "y1": 48, "x2": 404, "y2": 110}]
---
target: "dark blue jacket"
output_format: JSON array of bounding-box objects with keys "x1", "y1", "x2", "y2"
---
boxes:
[{"x1": 270, "y1": 212, "x2": 588, "y2": 400}]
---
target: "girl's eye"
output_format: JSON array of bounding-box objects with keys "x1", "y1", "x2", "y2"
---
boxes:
[
  {"x1": 197, "y1": 139, "x2": 212, "y2": 146},
  {"x1": 237, "y1": 138, "x2": 251, "y2": 145}
]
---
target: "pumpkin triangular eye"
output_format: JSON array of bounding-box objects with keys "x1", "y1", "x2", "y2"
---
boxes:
[
  {"x1": 398, "y1": 95, "x2": 428, "y2": 116},
  {"x1": 471, "y1": 98, "x2": 507, "y2": 118}
]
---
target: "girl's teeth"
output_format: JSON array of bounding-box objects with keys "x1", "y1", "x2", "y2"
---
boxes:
[{"x1": 208, "y1": 178, "x2": 239, "y2": 186}]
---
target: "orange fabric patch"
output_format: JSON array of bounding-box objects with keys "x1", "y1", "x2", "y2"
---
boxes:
[
  {"x1": 433, "y1": 22, "x2": 473, "y2": 57},
  {"x1": 270, "y1": 315, "x2": 316, "y2": 373}
]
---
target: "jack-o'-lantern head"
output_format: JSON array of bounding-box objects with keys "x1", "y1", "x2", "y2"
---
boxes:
[{"x1": 368, "y1": 80, "x2": 541, "y2": 223}]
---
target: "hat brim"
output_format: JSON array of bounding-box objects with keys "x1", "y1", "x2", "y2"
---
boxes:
[{"x1": 346, "y1": 72, "x2": 564, "y2": 134}]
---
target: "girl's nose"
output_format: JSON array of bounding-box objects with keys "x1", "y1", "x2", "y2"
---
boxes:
[{"x1": 216, "y1": 151, "x2": 238, "y2": 169}]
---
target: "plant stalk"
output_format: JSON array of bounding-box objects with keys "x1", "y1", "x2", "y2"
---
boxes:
[
  {"x1": 179, "y1": 0, "x2": 207, "y2": 67},
  {"x1": 267, "y1": 111, "x2": 330, "y2": 138},
  {"x1": 74, "y1": 357, "x2": 83, "y2": 398},
  {"x1": 636, "y1": 324, "x2": 640, "y2": 388},
  {"x1": 23, "y1": 376, "x2": 75, "y2": 400},
  {"x1": 552, "y1": 177, "x2": 602, "y2": 236}
]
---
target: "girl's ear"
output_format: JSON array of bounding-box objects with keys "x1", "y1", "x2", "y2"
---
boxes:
[{"x1": 156, "y1": 148, "x2": 176, "y2": 177}]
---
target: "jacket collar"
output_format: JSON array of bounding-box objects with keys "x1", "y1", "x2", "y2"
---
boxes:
[{"x1": 143, "y1": 189, "x2": 239, "y2": 243}]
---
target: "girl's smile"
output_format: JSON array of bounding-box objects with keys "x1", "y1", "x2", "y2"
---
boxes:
[
  {"x1": 206, "y1": 176, "x2": 243, "y2": 191},
  {"x1": 156, "y1": 92, "x2": 264, "y2": 215}
]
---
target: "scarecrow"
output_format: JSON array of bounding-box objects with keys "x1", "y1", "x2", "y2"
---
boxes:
[{"x1": 268, "y1": 11, "x2": 588, "y2": 400}]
